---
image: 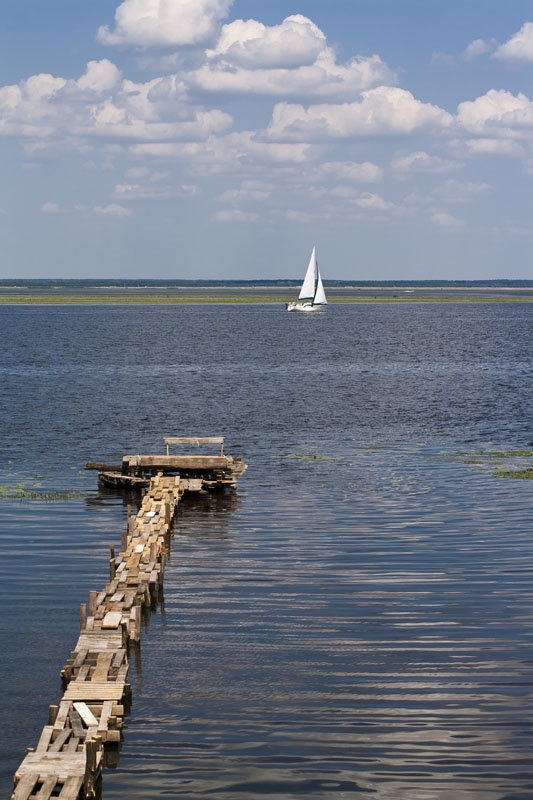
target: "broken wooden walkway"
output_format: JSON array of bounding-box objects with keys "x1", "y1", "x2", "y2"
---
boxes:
[{"x1": 12, "y1": 473, "x2": 184, "y2": 800}]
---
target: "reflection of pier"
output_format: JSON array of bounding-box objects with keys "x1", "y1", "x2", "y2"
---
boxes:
[{"x1": 11, "y1": 438, "x2": 246, "y2": 800}]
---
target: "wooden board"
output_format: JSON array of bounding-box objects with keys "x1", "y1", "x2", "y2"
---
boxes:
[
  {"x1": 91, "y1": 652, "x2": 114, "y2": 682},
  {"x1": 163, "y1": 437, "x2": 224, "y2": 445},
  {"x1": 123, "y1": 455, "x2": 229, "y2": 470},
  {"x1": 75, "y1": 631, "x2": 122, "y2": 650},
  {"x1": 58, "y1": 776, "x2": 85, "y2": 800},
  {"x1": 102, "y1": 612, "x2": 123, "y2": 629},
  {"x1": 64, "y1": 683, "x2": 125, "y2": 701},
  {"x1": 17, "y1": 751, "x2": 87, "y2": 777},
  {"x1": 72, "y1": 702, "x2": 98, "y2": 727}
]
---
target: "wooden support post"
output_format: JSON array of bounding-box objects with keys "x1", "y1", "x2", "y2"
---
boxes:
[
  {"x1": 84, "y1": 738, "x2": 98, "y2": 800},
  {"x1": 121, "y1": 528, "x2": 128, "y2": 552},
  {"x1": 109, "y1": 544, "x2": 116, "y2": 580},
  {"x1": 89, "y1": 591, "x2": 97, "y2": 617},
  {"x1": 80, "y1": 603, "x2": 87, "y2": 632},
  {"x1": 136, "y1": 599, "x2": 142, "y2": 640},
  {"x1": 48, "y1": 705, "x2": 58, "y2": 725}
]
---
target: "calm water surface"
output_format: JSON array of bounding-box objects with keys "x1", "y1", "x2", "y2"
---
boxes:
[{"x1": 0, "y1": 303, "x2": 532, "y2": 800}]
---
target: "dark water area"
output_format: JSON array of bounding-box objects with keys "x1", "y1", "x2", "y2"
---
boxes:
[{"x1": 0, "y1": 303, "x2": 532, "y2": 799}]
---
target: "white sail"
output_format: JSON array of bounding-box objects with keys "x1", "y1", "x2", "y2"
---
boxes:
[
  {"x1": 298, "y1": 247, "x2": 317, "y2": 300},
  {"x1": 313, "y1": 266, "x2": 327, "y2": 305}
]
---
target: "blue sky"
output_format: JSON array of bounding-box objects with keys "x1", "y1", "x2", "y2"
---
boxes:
[{"x1": 1, "y1": 0, "x2": 532, "y2": 279}]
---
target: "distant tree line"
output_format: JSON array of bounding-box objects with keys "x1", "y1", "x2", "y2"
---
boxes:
[{"x1": 1, "y1": 278, "x2": 532, "y2": 288}]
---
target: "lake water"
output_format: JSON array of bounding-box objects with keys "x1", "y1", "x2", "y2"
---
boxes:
[{"x1": 1, "y1": 302, "x2": 532, "y2": 800}]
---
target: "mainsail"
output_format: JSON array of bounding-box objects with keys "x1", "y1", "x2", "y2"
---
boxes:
[
  {"x1": 298, "y1": 247, "x2": 318, "y2": 300},
  {"x1": 298, "y1": 246, "x2": 327, "y2": 305}
]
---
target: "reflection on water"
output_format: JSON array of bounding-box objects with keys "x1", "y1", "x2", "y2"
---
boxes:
[{"x1": 1, "y1": 303, "x2": 532, "y2": 799}]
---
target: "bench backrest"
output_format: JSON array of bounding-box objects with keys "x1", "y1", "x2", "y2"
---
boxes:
[{"x1": 163, "y1": 437, "x2": 224, "y2": 456}]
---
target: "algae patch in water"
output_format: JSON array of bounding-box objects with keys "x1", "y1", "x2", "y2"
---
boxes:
[
  {"x1": 446, "y1": 448, "x2": 533, "y2": 480},
  {"x1": 493, "y1": 468, "x2": 533, "y2": 480},
  {"x1": 0, "y1": 480, "x2": 88, "y2": 501},
  {"x1": 283, "y1": 453, "x2": 343, "y2": 462}
]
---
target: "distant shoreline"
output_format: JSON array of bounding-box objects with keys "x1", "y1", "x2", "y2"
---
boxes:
[
  {"x1": 1, "y1": 295, "x2": 531, "y2": 306},
  {"x1": 1, "y1": 279, "x2": 532, "y2": 289}
]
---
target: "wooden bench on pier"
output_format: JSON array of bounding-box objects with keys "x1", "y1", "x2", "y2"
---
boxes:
[{"x1": 86, "y1": 436, "x2": 247, "y2": 493}]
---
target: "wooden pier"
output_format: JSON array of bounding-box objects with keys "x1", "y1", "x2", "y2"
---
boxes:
[{"x1": 12, "y1": 438, "x2": 246, "y2": 800}]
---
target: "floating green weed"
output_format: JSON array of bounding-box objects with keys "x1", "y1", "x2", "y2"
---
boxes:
[
  {"x1": 445, "y1": 448, "x2": 533, "y2": 480},
  {"x1": 492, "y1": 468, "x2": 533, "y2": 480},
  {"x1": 0, "y1": 478, "x2": 88, "y2": 501},
  {"x1": 283, "y1": 453, "x2": 342, "y2": 462},
  {"x1": 5, "y1": 488, "x2": 88, "y2": 501},
  {"x1": 358, "y1": 445, "x2": 398, "y2": 451}
]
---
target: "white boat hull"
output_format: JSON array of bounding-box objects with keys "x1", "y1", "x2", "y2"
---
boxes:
[{"x1": 286, "y1": 302, "x2": 326, "y2": 312}]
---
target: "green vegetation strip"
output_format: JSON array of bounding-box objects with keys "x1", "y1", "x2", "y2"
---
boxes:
[
  {"x1": 448, "y1": 449, "x2": 533, "y2": 480},
  {"x1": 0, "y1": 478, "x2": 88, "y2": 501},
  {"x1": 0, "y1": 295, "x2": 532, "y2": 305}
]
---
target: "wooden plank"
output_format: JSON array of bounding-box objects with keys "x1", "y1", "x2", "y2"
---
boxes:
[
  {"x1": 68, "y1": 708, "x2": 84, "y2": 739},
  {"x1": 163, "y1": 436, "x2": 224, "y2": 444},
  {"x1": 66, "y1": 737, "x2": 79, "y2": 753},
  {"x1": 72, "y1": 650, "x2": 87, "y2": 669},
  {"x1": 49, "y1": 728, "x2": 72, "y2": 753},
  {"x1": 57, "y1": 776, "x2": 84, "y2": 800},
  {"x1": 91, "y1": 652, "x2": 114, "y2": 682},
  {"x1": 97, "y1": 700, "x2": 114, "y2": 734},
  {"x1": 53, "y1": 702, "x2": 71, "y2": 731},
  {"x1": 123, "y1": 455, "x2": 229, "y2": 470},
  {"x1": 65, "y1": 683, "x2": 125, "y2": 701},
  {"x1": 84, "y1": 462, "x2": 122, "y2": 471},
  {"x1": 17, "y1": 751, "x2": 87, "y2": 777},
  {"x1": 111, "y1": 649, "x2": 125, "y2": 668},
  {"x1": 35, "y1": 776, "x2": 59, "y2": 799},
  {"x1": 75, "y1": 632, "x2": 122, "y2": 651},
  {"x1": 72, "y1": 702, "x2": 98, "y2": 727},
  {"x1": 36, "y1": 726, "x2": 54, "y2": 753},
  {"x1": 76, "y1": 665, "x2": 90, "y2": 682},
  {"x1": 13, "y1": 774, "x2": 39, "y2": 800},
  {"x1": 102, "y1": 611, "x2": 123, "y2": 629}
]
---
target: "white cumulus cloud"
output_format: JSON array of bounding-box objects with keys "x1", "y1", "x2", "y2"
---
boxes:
[
  {"x1": 318, "y1": 161, "x2": 382, "y2": 183},
  {"x1": 0, "y1": 63, "x2": 233, "y2": 145},
  {"x1": 463, "y1": 38, "x2": 497, "y2": 60},
  {"x1": 267, "y1": 87, "x2": 453, "y2": 141},
  {"x1": 94, "y1": 203, "x2": 133, "y2": 217},
  {"x1": 457, "y1": 89, "x2": 533, "y2": 137},
  {"x1": 188, "y1": 50, "x2": 394, "y2": 100},
  {"x1": 206, "y1": 15, "x2": 326, "y2": 69},
  {"x1": 97, "y1": 0, "x2": 233, "y2": 47},
  {"x1": 76, "y1": 60, "x2": 122, "y2": 93},
  {"x1": 494, "y1": 22, "x2": 533, "y2": 62},
  {"x1": 215, "y1": 209, "x2": 258, "y2": 222},
  {"x1": 187, "y1": 15, "x2": 394, "y2": 100},
  {"x1": 430, "y1": 212, "x2": 464, "y2": 228},
  {"x1": 391, "y1": 151, "x2": 458, "y2": 173},
  {"x1": 40, "y1": 202, "x2": 60, "y2": 213},
  {"x1": 464, "y1": 138, "x2": 525, "y2": 156}
]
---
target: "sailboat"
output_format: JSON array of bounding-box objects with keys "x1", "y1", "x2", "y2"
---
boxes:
[{"x1": 286, "y1": 247, "x2": 327, "y2": 312}]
